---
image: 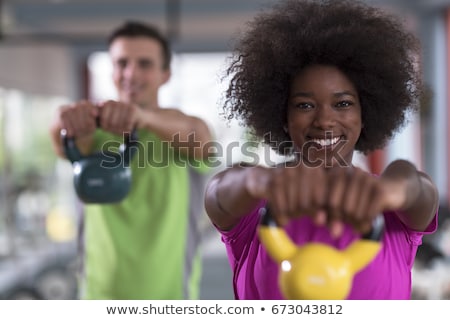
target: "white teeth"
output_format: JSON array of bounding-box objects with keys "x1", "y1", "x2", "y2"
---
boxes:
[{"x1": 312, "y1": 136, "x2": 340, "y2": 147}]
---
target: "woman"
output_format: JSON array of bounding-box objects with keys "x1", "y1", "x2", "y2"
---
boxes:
[{"x1": 204, "y1": 0, "x2": 439, "y2": 299}]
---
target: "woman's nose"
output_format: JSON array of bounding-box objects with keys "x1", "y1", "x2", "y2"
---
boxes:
[{"x1": 313, "y1": 105, "x2": 336, "y2": 129}]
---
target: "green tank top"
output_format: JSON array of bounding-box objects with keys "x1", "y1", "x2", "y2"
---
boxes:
[{"x1": 80, "y1": 128, "x2": 208, "y2": 299}]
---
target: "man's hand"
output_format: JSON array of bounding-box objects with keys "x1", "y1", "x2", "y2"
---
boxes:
[
  {"x1": 58, "y1": 100, "x2": 99, "y2": 138},
  {"x1": 97, "y1": 100, "x2": 141, "y2": 135}
]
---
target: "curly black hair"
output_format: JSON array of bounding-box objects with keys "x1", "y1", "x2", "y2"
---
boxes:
[{"x1": 223, "y1": 0, "x2": 422, "y2": 155}]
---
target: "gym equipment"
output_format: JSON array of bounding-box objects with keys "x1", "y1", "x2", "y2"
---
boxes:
[
  {"x1": 258, "y1": 206, "x2": 384, "y2": 300},
  {"x1": 35, "y1": 267, "x2": 77, "y2": 300},
  {"x1": 61, "y1": 129, "x2": 138, "y2": 204}
]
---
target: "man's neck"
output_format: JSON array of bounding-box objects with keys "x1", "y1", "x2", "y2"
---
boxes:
[{"x1": 135, "y1": 100, "x2": 160, "y2": 111}]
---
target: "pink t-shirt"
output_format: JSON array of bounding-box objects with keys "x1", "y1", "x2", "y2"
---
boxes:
[{"x1": 218, "y1": 202, "x2": 438, "y2": 300}]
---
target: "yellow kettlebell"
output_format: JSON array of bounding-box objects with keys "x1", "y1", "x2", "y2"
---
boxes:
[{"x1": 257, "y1": 206, "x2": 384, "y2": 300}]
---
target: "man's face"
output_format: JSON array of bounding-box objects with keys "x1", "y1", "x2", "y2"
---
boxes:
[{"x1": 109, "y1": 36, "x2": 170, "y2": 108}]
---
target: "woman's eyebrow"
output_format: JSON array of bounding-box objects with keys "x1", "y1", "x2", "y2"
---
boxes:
[{"x1": 290, "y1": 90, "x2": 357, "y2": 98}]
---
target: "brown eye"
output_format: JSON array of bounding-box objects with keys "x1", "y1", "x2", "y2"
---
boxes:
[
  {"x1": 138, "y1": 59, "x2": 152, "y2": 70},
  {"x1": 116, "y1": 59, "x2": 127, "y2": 69},
  {"x1": 296, "y1": 102, "x2": 314, "y2": 110},
  {"x1": 335, "y1": 100, "x2": 352, "y2": 108}
]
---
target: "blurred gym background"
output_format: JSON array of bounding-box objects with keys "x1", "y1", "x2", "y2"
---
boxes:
[{"x1": 0, "y1": 0, "x2": 449, "y2": 300}]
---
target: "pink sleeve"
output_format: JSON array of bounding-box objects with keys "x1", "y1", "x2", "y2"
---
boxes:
[
  {"x1": 215, "y1": 201, "x2": 266, "y2": 266},
  {"x1": 405, "y1": 210, "x2": 439, "y2": 246}
]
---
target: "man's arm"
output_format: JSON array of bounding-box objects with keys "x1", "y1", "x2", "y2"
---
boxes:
[{"x1": 138, "y1": 108, "x2": 213, "y2": 160}]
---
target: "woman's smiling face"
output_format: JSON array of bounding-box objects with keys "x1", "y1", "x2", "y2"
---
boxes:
[{"x1": 287, "y1": 64, "x2": 362, "y2": 168}]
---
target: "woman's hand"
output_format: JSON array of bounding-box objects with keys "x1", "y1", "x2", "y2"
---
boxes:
[
  {"x1": 325, "y1": 166, "x2": 385, "y2": 237},
  {"x1": 255, "y1": 165, "x2": 389, "y2": 237},
  {"x1": 246, "y1": 163, "x2": 328, "y2": 227}
]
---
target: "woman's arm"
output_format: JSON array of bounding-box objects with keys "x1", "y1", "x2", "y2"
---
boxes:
[
  {"x1": 204, "y1": 165, "x2": 268, "y2": 230},
  {"x1": 205, "y1": 162, "x2": 328, "y2": 231},
  {"x1": 381, "y1": 159, "x2": 439, "y2": 231}
]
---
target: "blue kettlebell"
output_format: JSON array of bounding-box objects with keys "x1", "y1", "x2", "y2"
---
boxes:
[{"x1": 61, "y1": 128, "x2": 138, "y2": 204}]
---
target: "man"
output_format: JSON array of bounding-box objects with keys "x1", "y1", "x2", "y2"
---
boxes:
[{"x1": 50, "y1": 21, "x2": 213, "y2": 299}]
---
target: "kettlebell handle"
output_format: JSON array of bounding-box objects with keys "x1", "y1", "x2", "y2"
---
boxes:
[
  {"x1": 259, "y1": 206, "x2": 384, "y2": 241},
  {"x1": 61, "y1": 125, "x2": 138, "y2": 165}
]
